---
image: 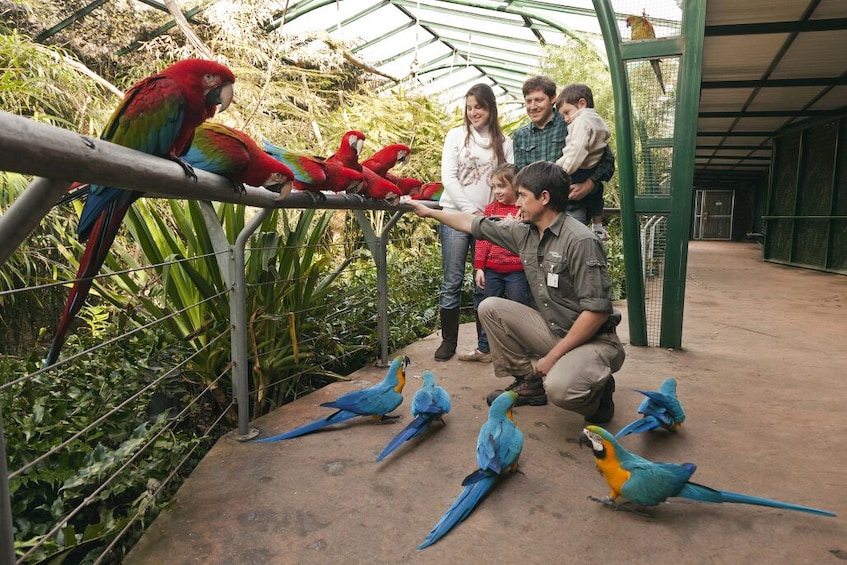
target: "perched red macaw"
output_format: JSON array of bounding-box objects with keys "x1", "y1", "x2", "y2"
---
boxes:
[
  {"x1": 359, "y1": 166, "x2": 403, "y2": 204},
  {"x1": 393, "y1": 176, "x2": 423, "y2": 197},
  {"x1": 184, "y1": 122, "x2": 294, "y2": 195},
  {"x1": 361, "y1": 144, "x2": 411, "y2": 177},
  {"x1": 327, "y1": 130, "x2": 366, "y2": 172},
  {"x1": 44, "y1": 59, "x2": 235, "y2": 367},
  {"x1": 262, "y1": 140, "x2": 328, "y2": 186},
  {"x1": 293, "y1": 159, "x2": 363, "y2": 201},
  {"x1": 412, "y1": 181, "x2": 444, "y2": 201}
]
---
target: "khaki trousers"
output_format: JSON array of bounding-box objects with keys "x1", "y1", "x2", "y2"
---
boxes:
[{"x1": 478, "y1": 297, "x2": 626, "y2": 416}]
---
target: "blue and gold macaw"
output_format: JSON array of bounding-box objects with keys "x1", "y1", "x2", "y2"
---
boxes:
[
  {"x1": 254, "y1": 355, "x2": 409, "y2": 443},
  {"x1": 418, "y1": 391, "x2": 523, "y2": 550},
  {"x1": 578, "y1": 426, "x2": 836, "y2": 517},
  {"x1": 376, "y1": 370, "x2": 451, "y2": 462},
  {"x1": 615, "y1": 377, "x2": 685, "y2": 438}
]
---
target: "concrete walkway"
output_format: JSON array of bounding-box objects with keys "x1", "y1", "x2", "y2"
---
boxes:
[{"x1": 125, "y1": 241, "x2": 847, "y2": 564}]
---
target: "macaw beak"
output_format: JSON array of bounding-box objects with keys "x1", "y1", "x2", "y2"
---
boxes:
[
  {"x1": 577, "y1": 430, "x2": 592, "y2": 449},
  {"x1": 206, "y1": 82, "x2": 234, "y2": 112}
]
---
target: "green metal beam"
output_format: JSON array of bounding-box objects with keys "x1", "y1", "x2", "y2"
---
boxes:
[
  {"x1": 35, "y1": 0, "x2": 110, "y2": 42},
  {"x1": 592, "y1": 0, "x2": 647, "y2": 346}
]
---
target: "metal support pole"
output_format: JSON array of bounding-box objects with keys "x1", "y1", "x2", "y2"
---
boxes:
[
  {"x1": 0, "y1": 407, "x2": 16, "y2": 565},
  {"x1": 352, "y1": 209, "x2": 405, "y2": 367},
  {"x1": 228, "y1": 208, "x2": 271, "y2": 441},
  {"x1": 0, "y1": 177, "x2": 71, "y2": 267}
]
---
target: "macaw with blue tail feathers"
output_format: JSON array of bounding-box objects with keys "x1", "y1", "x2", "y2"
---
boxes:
[
  {"x1": 417, "y1": 390, "x2": 523, "y2": 550},
  {"x1": 254, "y1": 355, "x2": 409, "y2": 443},
  {"x1": 44, "y1": 59, "x2": 235, "y2": 368},
  {"x1": 578, "y1": 425, "x2": 836, "y2": 517},
  {"x1": 376, "y1": 370, "x2": 451, "y2": 462},
  {"x1": 615, "y1": 377, "x2": 685, "y2": 438}
]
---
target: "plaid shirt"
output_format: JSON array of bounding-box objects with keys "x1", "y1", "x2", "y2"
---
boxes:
[{"x1": 512, "y1": 112, "x2": 615, "y2": 183}]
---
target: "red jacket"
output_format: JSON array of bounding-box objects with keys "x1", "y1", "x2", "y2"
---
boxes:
[{"x1": 474, "y1": 202, "x2": 525, "y2": 274}]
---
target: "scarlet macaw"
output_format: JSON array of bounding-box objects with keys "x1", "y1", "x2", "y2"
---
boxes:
[
  {"x1": 411, "y1": 181, "x2": 443, "y2": 201},
  {"x1": 376, "y1": 370, "x2": 451, "y2": 462},
  {"x1": 417, "y1": 390, "x2": 523, "y2": 549},
  {"x1": 578, "y1": 425, "x2": 835, "y2": 517},
  {"x1": 626, "y1": 14, "x2": 665, "y2": 94},
  {"x1": 359, "y1": 166, "x2": 403, "y2": 203},
  {"x1": 254, "y1": 355, "x2": 409, "y2": 443},
  {"x1": 45, "y1": 59, "x2": 235, "y2": 367},
  {"x1": 327, "y1": 130, "x2": 366, "y2": 172},
  {"x1": 615, "y1": 377, "x2": 685, "y2": 438},
  {"x1": 184, "y1": 122, "x2": 294, "y2": 195},
  {"x1": 361, "y1": 144, "x2": 411, "y2": 177}
]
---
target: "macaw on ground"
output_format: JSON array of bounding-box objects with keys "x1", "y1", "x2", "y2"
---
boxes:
[
  {"x1": 184, "y1": 122, "x2": 294, "y2": 196},
  {"x1": 44, "y1": 59, "x2": 235, "y2": 368},
  {"x1": 615, "y1": 377, "x2": 685, "y2": 438},
  {"x1": 417, "y1": 390, "x2": 523, "y2": 550},
  {"x1": 578, "y1": 425, "x2": 836, "y2": 517},
  {"x1": 626, "y1": 13, "x2": 665, "y2": 94},
  {"x1": 254, "y1": 355, "x2": 409, "y2": 443},
  {"x1": 376, "y1": 370, "x2": 451, "y2": 462}
]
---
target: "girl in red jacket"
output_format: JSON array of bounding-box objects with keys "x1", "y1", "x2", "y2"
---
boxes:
[{"x1": 459, "y1": 164, "x2": 530, "y2": 363}]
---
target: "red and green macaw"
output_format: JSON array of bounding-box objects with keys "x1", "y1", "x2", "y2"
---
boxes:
[
  {"x1": 44, "y1": 59, "x2": 235, "y2": 367},
  {"x1": 359, "y1": 166, "x2": 403, "y2": 203},
  {"x1": 578, "y1": 425, "x2": 836, "y2": 517},
  {"x1": 262, "y1": 140, "x2": 363, "y2": 201},
  {"x1": 376, "y1": 370, "x2": 451, "y2": 462},
  {"x1": 412, "y1": 181, "x2": 443, "y2": 201},
  {"x1": 418, "y1": 390, "x2": 523, "y2": 550},
  {"x1": 183, "y1": 122, "x2": 294, "y2": 195},
  {"x1": 361, "y1": 144, "x2": 411, "y2": 177},
  {"x1": 392, "y1": 176, "x2": 423, "y2": 197},
  {"x1": 327, "y1": 130, "x2": 366, "y2": 172},
  {"x1": 254, "y1": 355, "x2": 409, "y2": 443},
  {"x1": 261, "y1": 141, "x2": 328, "y2": 186},
  {"x1": 615, "y1": 377, "x2": 685, "y2": 438}
]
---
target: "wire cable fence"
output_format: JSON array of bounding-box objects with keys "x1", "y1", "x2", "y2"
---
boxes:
[{"x1": 1, "y1": 206, "x2": 446, "y2": 564}]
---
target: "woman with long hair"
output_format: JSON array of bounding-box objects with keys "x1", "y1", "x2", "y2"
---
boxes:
[{"x1": 434, "y1": 83, "x2": 514, "y2": 362}]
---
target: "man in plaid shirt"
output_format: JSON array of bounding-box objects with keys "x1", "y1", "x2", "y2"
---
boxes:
[{"x1": 512, "y1": 76, "x2": 615, "y2": 225}]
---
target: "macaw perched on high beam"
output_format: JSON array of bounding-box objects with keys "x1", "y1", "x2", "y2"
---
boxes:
[{"x1": 44, "y1": 59, "x2": 235, "y2": 368}]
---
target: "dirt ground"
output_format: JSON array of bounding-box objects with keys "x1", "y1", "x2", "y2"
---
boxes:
[{"x1": 124, "y1": 241, "x2": 847, "y2": 565}]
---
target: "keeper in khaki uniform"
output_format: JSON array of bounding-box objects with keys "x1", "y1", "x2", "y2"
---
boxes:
[{"x1": 406, "y1": 160, "x2": 625, "y2": 424}]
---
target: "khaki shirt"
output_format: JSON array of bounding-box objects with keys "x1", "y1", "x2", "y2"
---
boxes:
[{"x1": 472, "y1": 212, "x2": 615, "y2": 338}]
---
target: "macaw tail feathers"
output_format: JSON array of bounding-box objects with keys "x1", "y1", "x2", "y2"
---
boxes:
[
  {"x1": 614, "y1": 415, "x2": 662, "y2": 438},
  {"x1": 375, "y1": 414, "x2": 434, "y2": 462},
  {"x1": 253, "y1": 409, "x2": 359, "y2": 443},
  {"x1": 417, "y1": 473, "x2": 497, "y2": 550},
  {"x1": 649, "y1": 59, "x2": 665, "y2": 93},
  {"x1": 678, "y1": 482, "x2": 836, "y2": 517},
  {"x1": 44, "y1": 200, "x2": 131, "y2": 368}
]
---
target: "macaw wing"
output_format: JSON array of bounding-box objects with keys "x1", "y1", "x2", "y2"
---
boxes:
[
  {"x1": 183, "y1": 123, "x2": 250, "y2": 179},
  {"x1": 614, "y1": 415, "x2": 662, "y2": 438},
  {"x1": 322, "y1": 386, "x2": 401, "y2": 416},
  {"x1": 103, "y1": 74, "x2": 187, "y2": 156},
  {"x1": 620, "y1": 460, "x2": 697, "y2": 506},
  {"x1": 262, "y1": 141, "x2": 327, "y2": 185}
]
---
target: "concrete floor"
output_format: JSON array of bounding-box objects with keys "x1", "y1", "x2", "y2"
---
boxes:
[{"x1": 125, "y1": 241, "x2": 847, "y2": 565}]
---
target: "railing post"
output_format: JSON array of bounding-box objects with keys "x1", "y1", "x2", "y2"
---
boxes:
[
  {"x1": 0, "y1": 407, "x2": 16, "y2": 565},
  {"x1": 352, "y1": 209, "x2": 406, "y2": 367},
  {"x1": 228, "y1": 208, "x2": 271, "y2": 440}
]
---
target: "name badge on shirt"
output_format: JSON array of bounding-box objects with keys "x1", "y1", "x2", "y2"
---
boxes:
[{"x1": 547, "y1": 272, "x2": 559, "y2": 288}]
